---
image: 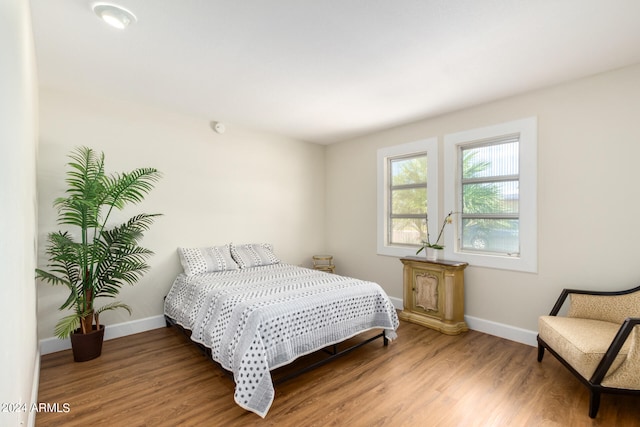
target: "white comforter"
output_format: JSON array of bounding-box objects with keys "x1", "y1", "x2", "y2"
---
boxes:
[{"x1": 164, "y1": 263, "x2": 399, "y2": 417}]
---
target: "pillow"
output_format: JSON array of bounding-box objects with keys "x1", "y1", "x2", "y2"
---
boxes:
[
  {"x1": 230, "y1": 243, "x2": 280, "y2": 268},
  {"x1": 178, "y1": 245, "x2": 239, "y2": 275}
]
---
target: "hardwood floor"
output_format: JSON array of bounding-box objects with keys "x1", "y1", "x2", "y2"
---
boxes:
[{"x1": 38, "y1": 320, "x2": 640, "y2": 426}]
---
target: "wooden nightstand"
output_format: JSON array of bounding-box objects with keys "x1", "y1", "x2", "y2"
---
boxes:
[
  {"x1": 399, "y1": 256, "x2": 468, "y2": 335},
  {"x1": 312, "y1": 255, "x2": 335, "y2": 273}
]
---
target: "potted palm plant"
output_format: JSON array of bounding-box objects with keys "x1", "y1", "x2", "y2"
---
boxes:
[{"x1": 36, "y1": 146, "x2": 161, "y2": 362}]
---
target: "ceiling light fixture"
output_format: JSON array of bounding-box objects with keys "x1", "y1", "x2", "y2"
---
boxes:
[{"x1": 92, "y1": 3, "x2": 137, "y2": 29}]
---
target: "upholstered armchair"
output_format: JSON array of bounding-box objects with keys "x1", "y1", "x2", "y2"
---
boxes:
[{"x1": 537, "y1": 285, "x2": 640, "y2": 418}]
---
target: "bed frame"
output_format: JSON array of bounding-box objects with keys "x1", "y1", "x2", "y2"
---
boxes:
[{"x1": 164, "y1": 314, "x2": 388, "y2": 385}]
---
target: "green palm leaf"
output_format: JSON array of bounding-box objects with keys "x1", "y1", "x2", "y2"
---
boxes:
[
  {"x1": 95, "y1": 301, "x2": 132, "y2": 316},
  {"x1": 54, "y1": 313, "x2": 82, "y2": 339}
]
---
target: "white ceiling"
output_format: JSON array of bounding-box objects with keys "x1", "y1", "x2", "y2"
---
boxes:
[{"x1": 29, "y1": 0, "x2": 640, "y2": 144}]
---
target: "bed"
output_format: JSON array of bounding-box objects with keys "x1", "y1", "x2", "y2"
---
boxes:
[{"x1": 163, "y1": 243, "x2": 399, "y2": 417}]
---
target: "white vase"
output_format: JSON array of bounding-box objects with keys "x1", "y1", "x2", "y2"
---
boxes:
[{"x1": 425, "y1": 247, "x2": 439, "y2": 261}]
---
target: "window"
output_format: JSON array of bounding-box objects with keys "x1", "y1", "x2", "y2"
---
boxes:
[
  {"x1": 388, "y1": 153, "x2": 427, "y2": 246},
  {"x1": 444, "y1": 117, "x2": 537, "y2": 272},
  {"x1": 377, "y1": 138, "x2": 438, "y2": 257}
]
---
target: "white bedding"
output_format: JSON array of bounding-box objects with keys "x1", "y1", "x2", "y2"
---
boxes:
[{"x1": 164, "y1": 263, "x2": 399, "y2": 417}]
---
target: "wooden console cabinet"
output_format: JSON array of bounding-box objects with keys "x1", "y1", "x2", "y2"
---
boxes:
[{"x1": 399, "y1": 256, "x2": 468, "y2": 335}]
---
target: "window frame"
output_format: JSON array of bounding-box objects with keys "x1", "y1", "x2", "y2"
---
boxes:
[
  {"x1": 377, "y1": 138, "x2": 438, "y2": 258},
  {"x1": 443, "y1": 117, "x2": 537, "y2": 272}
]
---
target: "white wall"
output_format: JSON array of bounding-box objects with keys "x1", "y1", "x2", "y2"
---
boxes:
[
  {"x1": 36, "y1": 87, "x2": 326, "y2": 342},
  {"x1": 326, "y1": 63, "x2": 640, "y2": 342},
  {"x1": 0, "y1": 1, "x2": 39, "y2": 426}
]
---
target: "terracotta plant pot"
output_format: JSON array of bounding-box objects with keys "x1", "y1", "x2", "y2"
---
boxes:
[{"x1": 70, "y1": 325, "x2": 105, "y2": 362}]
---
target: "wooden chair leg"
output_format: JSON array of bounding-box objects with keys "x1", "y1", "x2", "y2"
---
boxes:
[
  {"x1": 537, "y1": 344, "x2": 545, "y2": 362},
  {"x1": 589, "y1": 390, "x2": 601, "y2": 418}
]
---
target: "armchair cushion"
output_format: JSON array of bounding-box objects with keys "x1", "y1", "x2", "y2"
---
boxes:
[
  {"x1": 538, "y1": 316, "x2": 631, "y2": 380},
  {"x1": 567, "y1": 291, "x2": 640, "y2": 324}
]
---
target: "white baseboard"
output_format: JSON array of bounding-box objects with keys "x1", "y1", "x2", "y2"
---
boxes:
[
  {"x1": 464, "y1": 315, "x2": 538, "y2": 347},
  {"x1": 39, "y1": 307, "x2": 538, "y2": 356},
  {"x1": 393, "y1": 296, "x2": 537, "y2": 347},
  {"x1": 389, "y1": 296, "x2": 403, "y2": 311},
  {"x1": 39, "y1": 315, "x2": 167, "y2": 355}
]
